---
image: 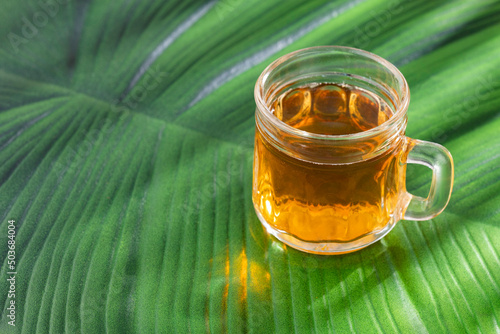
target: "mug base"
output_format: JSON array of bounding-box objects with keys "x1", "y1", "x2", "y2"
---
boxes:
[{"x1": 253, "y1": 204, "x2": 397, "y2": 255}]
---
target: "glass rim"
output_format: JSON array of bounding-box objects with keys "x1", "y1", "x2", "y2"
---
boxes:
[{"x1": 254, "y1": 45, "x2": 410, "y2": 141}]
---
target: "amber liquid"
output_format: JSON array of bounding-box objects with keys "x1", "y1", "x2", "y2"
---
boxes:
[{"x1": 253, "y1": 83, "x2": 406, "y2": 242}]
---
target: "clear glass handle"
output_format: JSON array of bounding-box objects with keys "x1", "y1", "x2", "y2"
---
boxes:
[{"x1": 404, "y1": 138, "x2": 454, "y2": 221}]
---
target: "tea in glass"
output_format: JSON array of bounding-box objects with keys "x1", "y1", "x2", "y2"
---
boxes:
[
  {"x1": 253, "y1": 46, "x2": 454, "y2": 254},
  {"x1": 254, "y1": 83, "x2": 406, "y2": 243}
]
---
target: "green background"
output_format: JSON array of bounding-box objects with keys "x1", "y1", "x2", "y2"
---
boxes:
[{"x1": 1, "y1": 0, "x2": 500, "y2": 333}]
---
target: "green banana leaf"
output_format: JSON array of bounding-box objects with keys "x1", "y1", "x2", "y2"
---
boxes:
[{"x1": 1, "y1": 0, "x2": 500, "y2": 332}]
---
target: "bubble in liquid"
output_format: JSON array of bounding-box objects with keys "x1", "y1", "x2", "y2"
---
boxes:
[
  {"x1": 349, "y1": 91, "x2": 392, "y2": 131},
  {"x1": 274, "y1": 87, "x2": 311, "y2": 127},
  {"x1": 313, "y1": 84, "x2": 348, "y2": 117}
]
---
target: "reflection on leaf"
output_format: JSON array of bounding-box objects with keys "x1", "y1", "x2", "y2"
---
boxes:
[{"x1": 0, "y1": 0, "x2": 499, "y2": 333}]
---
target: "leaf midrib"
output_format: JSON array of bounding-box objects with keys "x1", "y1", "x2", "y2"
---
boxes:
[{"x1": 0, "y1": 69, "x2": 254, "y2": 149}]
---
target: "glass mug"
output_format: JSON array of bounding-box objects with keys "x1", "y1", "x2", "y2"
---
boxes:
[{"x1": 252, "y1": 46, "x2": 454, "y2": 255}]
